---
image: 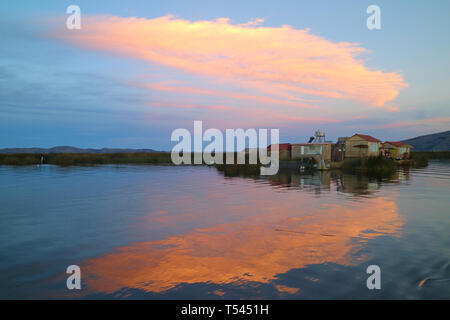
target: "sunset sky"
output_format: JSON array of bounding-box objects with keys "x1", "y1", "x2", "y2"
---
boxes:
[{"x1": 1, "y1": 0, "x2": 449, "y2": 150}]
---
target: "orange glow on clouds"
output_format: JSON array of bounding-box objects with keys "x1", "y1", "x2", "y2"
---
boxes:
[{"x1": 56, "y1": 15, "x2": 407, "y2": 112}]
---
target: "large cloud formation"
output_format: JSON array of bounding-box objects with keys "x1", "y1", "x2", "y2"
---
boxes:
[{"x1": 55, "y1": 15, "x2": 407, "y2": 113}]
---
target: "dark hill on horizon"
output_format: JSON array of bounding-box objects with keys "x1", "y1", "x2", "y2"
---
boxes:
[
  {"x1": 402, "y1": 130, "x2": 450, "y2": 151},
  {"x1": 0, "y1": 146, "x2": 161, "y2": 154},
  {"x1": 2, "y1": 130, "x2": 449, "y2": 154}
]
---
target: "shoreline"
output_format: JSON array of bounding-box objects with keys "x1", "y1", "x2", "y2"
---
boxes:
[{"x1": 0, "y1": 151, "x2": 449, "y2": 166}]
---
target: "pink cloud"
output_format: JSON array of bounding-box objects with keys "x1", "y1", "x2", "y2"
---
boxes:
[
  {"x1": 145, "y1": 82, "x2": 318, "y2": 109},
  {"x1": 151, "y1": 101, "x2": 232, "y2": 111},
  {"x1": 379, "y1": 117, "x2": 450, "y2": 129},
  {"x1": 53, "y1": 15, "x2": 407, "y2": 111},
  {"x1": 149, "y1": 100, "x2": 337, "y2": 124}
]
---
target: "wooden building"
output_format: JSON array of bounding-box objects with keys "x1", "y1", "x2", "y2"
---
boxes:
[
  {"x1": 332, "y1": 137, "x2": 348, "y2": 161},
  {"x1": 344, "y1": 134, "x2": 382, "y2": 158},
  {"x1": 291, "y1": 143, "x2": 332, "y2": 169},
  {"x1": 383, "y1": 141, "x2": 412, "y2": 159}
]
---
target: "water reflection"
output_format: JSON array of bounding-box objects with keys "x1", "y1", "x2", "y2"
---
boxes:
[
  {"x1": 254, "y1": 168, "x2": 407, "y2": 196},
  {"x1": 3, "y1": 163, "x2": 449, "y2": 299},
  {"x1": 79, "y1": 168, "x2": 404, "y2": 297}
]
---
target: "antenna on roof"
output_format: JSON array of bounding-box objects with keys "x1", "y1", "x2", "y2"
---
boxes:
[{"x1": 310, "y1": 130, "x2": 326, "y2": 143}]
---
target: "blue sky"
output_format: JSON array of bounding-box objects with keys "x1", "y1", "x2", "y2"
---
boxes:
[{"x1": 0, "y1": 1, "x2": 449, "y2": 150}]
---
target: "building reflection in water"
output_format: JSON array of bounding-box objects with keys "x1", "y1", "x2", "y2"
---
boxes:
[{"x1": 262, "y1": 168, "x2": 409, "y2": 196}]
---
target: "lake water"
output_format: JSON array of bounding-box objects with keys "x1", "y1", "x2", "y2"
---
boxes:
[{"x1": 0, "y1": 162, "x2": 449, "y2": 299}]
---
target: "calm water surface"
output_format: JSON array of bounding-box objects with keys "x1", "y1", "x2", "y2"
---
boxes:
[{"x1": 0, "y1": 162, "x2": 449, "y2": 299}]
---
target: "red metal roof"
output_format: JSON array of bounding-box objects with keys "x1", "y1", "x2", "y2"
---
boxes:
[
  {"x1": 267, "y1": 143, "x2": 291, "y2": 151},
  {"x1": 292, "y1": 142, "x2": 331, "y2": 145},
  {"x1": 385, "y1": 141, "x2": 407, "y2": 147},
  {"x1": 354, "y1": 134, "x2": 381, "y2": 143}
]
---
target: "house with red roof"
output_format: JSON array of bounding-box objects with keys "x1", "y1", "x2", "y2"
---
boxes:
[
  {"x1": 267, "y1": 143, "x2": 291, "y2": 160},
  {"x1": 345, "y1": 134, "x2": 382, "y2": 158},
  {"x1": 383, "y1": 141, "x2": 412, "y2": 159}
]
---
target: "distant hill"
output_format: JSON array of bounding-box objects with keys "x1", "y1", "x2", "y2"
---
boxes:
[
  {"x1": 402, "y1": 130, "x2": 450, "y2": 151},
  {"x1": 0, "y1": 146, "x2": 160, "y2": 154},
  {"x1": 3, "y1": 131, "x2": 449, "y2": 153}
]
